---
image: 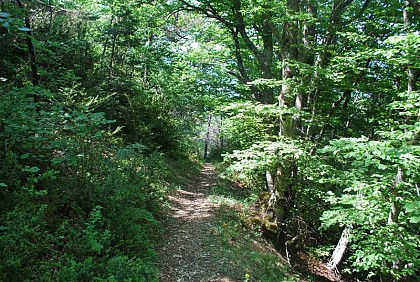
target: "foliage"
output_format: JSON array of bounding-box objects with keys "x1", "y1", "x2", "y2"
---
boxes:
[
  {"x1": 0, "y1": 84, "x2": 168, "y2": 280},
  {"x1": 218, "y1": 101, "x2": 288, "y2": 152},
  {"x1": 222, "y1": 136, "x2": 334, "y2": 249},
  {"x1": 319, "y1": 137, "x2": 420, "y2": 279},
  {"x1": 1, "y1": 0, "x2": 419, "y2": 280},
  {"x1": 207, "y1": 201, "x2": 302, "y2": 281}
]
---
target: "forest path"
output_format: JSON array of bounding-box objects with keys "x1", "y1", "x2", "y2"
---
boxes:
[
  {"x1": 157, "y1": 163, "x2": 242, "y2": 282},
  {"x1": 156, "y1": 163, "x2": 341, "y2": 282}
]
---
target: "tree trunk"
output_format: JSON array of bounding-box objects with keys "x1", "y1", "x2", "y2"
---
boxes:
[
  {"x1": 16, "y1": 0, "x2": 40, "y2": 88},
  {"x1": 203, "y1": 115, "x2": 212, "y2": 159},
  {"x1": 15, "y1": 0, "x2": 40, "y2": 115},
  {"x1": 388, "y1": 166, "x2": 403, "y2": 225},
  {"x1": 278, "y1": 0, "x2": 300, "y2": 135},
  {"x1": 404, "y1": 0, "x2": 419, "y2": 95},
  {"x1": 264, "y1": 168, "x2": 289, "y2": 224},
  {"x1": 263, "y1": 0, "x2": 300, "y2": 229},
  {"x1": 263, "y1": 170, "x2": 282, "y2": 232},
  {"x1": 328, "y1": 226, "x2": 351, "y2": 271},
  {"x1": 232, "y1": 0, "x2": 275, "y2": 104},
  {"x1": 109, "y1": 32, "x2": 118, "y2": 77}
]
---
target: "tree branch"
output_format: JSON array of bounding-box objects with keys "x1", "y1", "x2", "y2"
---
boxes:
[
  {"x1": 177, "y1": 0, "x2": 233, "y2": 28},
  {"x1": 232, "y1": 0, "x2": 264, "y2": 64}
]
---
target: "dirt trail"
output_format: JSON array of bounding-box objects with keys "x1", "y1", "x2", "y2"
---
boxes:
[
  {"x1": 156, "y1": 163, "x2": 342, "y2": 282},
  {"x1": 157, "y1": 163, "x2": 240, "y2": 282}
]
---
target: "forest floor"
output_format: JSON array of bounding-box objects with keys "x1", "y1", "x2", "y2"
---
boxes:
[
  {"x1": 157, "y1": 163, "x2": 309, "y2": 282},
  {"x1": 157, "y1": 163, "x2": 243, "y2": 281}
]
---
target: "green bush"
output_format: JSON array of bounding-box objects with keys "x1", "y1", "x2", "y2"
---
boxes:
[{"x1": 0, "y1": 85, "x2": 166, "y2": 281}]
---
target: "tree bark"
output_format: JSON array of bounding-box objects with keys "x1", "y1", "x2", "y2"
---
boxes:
[
  {"x1": 261, "y1": 0, "x2": 301, "y2": 230},
  {"x1": 328, "y1": 226, "x2": 351, "y2": 271},
  {"x1": 16, "y1": 0, "x2": 40, "y2": 88},
  {"x1": 404, "y1": 0, "x2": 419, "y2": 95},
  {"x1": 204, "y1": 115, "x2": 212, "y2": 159},
  {"x1": 230, "y1": 28, "x2": 251, "y2": 84},
  {"x1": 109, "y1": 32, "x2": 118, "y2": 77},
  {"x1": 278, "y1": 0, "x2": 300, "y2": 135},
  {"x1": 263, "y1": 170, "x2": 283, "y2": 232},
  {"x1": 388, "y1": 166, "x2": 403, "y2": 225},
  {"x1": 232, "y1": 0, "x2": 274, "y2": 104}
]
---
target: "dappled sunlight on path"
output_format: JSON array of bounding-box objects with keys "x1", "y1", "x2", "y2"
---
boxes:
[{"x1": 158, "y1": 163, "x2": 241, "y2": 282}]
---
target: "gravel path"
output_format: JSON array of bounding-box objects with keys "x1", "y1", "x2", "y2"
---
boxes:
[{"x1": 157, "y1": 163, "x2": 240, "y2": 282}]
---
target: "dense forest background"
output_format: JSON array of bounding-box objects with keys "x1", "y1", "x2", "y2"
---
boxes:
[{"x1": 0, "y1": 0, "x2": 419, "y2": 281}]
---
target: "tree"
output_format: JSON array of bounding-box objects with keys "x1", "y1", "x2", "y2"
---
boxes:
[
  {"x1": 174, "y1": 0, "x2": 370, "y2": 229},
  {"x1": 0, "y1": 0, "x2": 215, "y2": 280},
  {"x1": 175, "y1": 1, "x2": 419, "y2": 279},
  {"x1": 320, "y1": 1, "x2": 419, "y2": 278}
]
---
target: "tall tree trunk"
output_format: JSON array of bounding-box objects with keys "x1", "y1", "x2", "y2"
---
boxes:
[
  {"x1": 278, "y1": 0, "x2": 300, "y2": 135},
  {"x1": 204, "y1": 115, "x2": 212, "y2": 159},
  {"x1": 230, "y1": 28, "x2": 250, "y2": 85},
  {"x1": 232, "y1": 0, "x2": 274, "y2": 104},
  {"x1": 264, "y1": 0, "x2": 300, "y2": 229},
  {"x1": 109, "y1": 33, "x2": 118, "y2": 77},
  {"x1": 143, "y1": 31, "x2": 154, "y2": 83},
  {"x1": 404, "y1": 0, "x2": 419, "y2": 95},
  {"x1": 15, "y1": 0, "x2": 40, "y2": 88},
  {"x1": 15, "y1": 0, "x2": 40, "y2": 115},
  {"x1": 388, "y1": 166, "x2": 403, "y2": 225},
  {"x1": 263, "y1": 170, "x2": 283, "y2": 231}
]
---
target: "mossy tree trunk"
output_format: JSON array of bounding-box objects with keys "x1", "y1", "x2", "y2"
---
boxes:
[{"x1": 263, "y1": 0, "x2": 299, "y2": 230}]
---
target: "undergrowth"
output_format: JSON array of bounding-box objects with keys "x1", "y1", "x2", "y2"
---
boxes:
[
  {"x1": 0, "y1": 86, "x2": 200, "y2": 281},
  {"x1": 206, "y1": 177, "x2": 306, "y2": 282}
]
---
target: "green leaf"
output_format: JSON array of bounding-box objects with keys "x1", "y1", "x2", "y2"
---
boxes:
[
  {"x1": 408, "y1": 216, "x2": 420, "y2": 224},
  {"x1": 21, "y1": 153, "x2": 30, "y2": 159},
  {"x1": 0, "y1": 12, "x2": 10, "y2": 18},
  {"x1": 17, "y1": 27, "x2": 31, "y2": 32},
  {"x1": 22, "y1": 166, "x2": 40, "y2": 173},
  {"x1": 0, "y1": 183, "x2": 7, "y2": 188},
  {"x1": 405, "y1": 201, "x2": 420, "y2": 223}
]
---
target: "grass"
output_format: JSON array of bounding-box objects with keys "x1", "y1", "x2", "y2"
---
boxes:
[
  {"x1": 164, "y1": 157, "x2": 202, "y2": 186},
  {"x1": 205, "y1": 178, "x2": 306, "y2": 282}
]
